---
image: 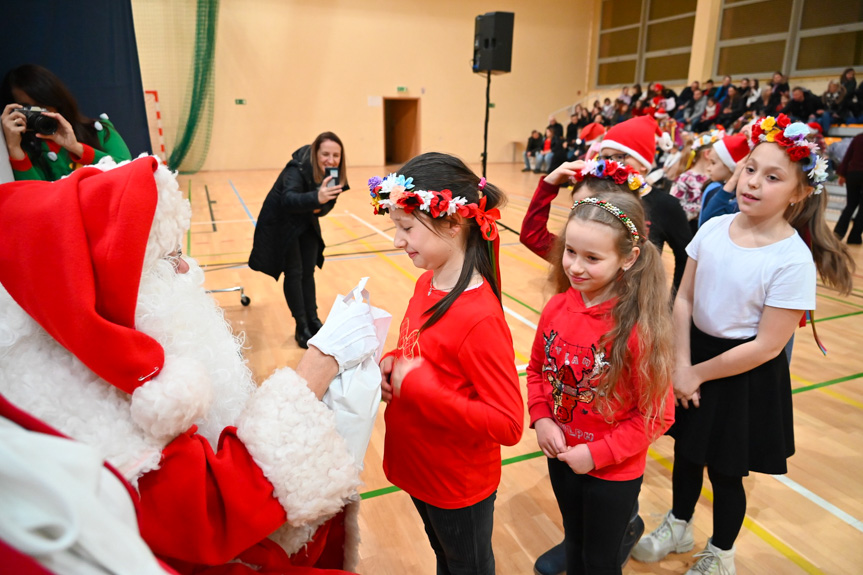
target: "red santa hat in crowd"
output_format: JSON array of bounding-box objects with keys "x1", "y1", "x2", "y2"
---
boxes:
[
  {"x1": 576, "y1": 122, "x2": 606, "y2": 147},
  {"x1": 0, "y1": 157, "x2": 211, "y2": 441},
  {"x1": 712, "y1": 134, "x2": 750, "y2": 171},
  {"x1": 601, "y1": 115, "x2": 674, "y2": 171}
]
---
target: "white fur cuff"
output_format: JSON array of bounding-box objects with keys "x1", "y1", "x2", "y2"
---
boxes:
[
  {"x1": 130, "y1": 355, "x2": 213, "y2": 441},
  {"x1": 236, "y1": 368, "x2": 360, "y2": 527}
]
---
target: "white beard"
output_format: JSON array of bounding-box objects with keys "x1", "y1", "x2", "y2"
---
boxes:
[{"x1": 0, "y1": 257, "x2": 255, "y2": 483}]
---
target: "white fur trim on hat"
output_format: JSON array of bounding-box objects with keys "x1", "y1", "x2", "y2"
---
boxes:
[
  {"x1": 236, "y1": 368, "x2": 360, "y2": 528},
  {"x1": 600, "y1": 140, "x2": 653, "y2": 171},
  {"x1": 657, "y1": 131, "x2": 674, "y2": 152},
  {"x1": 130, "y1": 355, "x2": 213, "y2": 441},
  {"x1": 713, "y1": 140, "x2": 736, "y2": 172}
]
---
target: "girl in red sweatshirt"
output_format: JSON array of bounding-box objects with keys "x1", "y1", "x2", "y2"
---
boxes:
[
  {"x1": 527, "y1": 161, "x2": 675, "y2": 575},
  {"x1": 370, "y1": 153, "x2": 524, "y2": 575}
]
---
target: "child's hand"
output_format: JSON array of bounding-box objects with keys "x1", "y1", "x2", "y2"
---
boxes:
[
  {"x1": 544, "y1": 160, "x2": 586, "y2": 187},
  {"x1": 535, "y1": 417, "x2": 566, "y2": 458},
  {"x1": 725, "y1": 158, "x2": 747, "y2": 193},
  {"x1": 390, "y1": 357, "x2": 424, "y2": 400},
  {"x1": 673, "y1": 364, "x2": 703, "y2": 408},
  {"x1": 558, "y1": 443, "x2": 595, "y2": 474},
  {"x1": 380, "y1": 355, "x2": 395, "y2": 404}
]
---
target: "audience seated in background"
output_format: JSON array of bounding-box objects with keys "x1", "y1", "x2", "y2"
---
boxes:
[{"x1": 523, "y1": 129, "x2": 543, "y2": 172}]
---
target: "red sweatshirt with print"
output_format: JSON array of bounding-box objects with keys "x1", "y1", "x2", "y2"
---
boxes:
[
  {"x1": 526, "y1": 288, "x2": 674, "y2": 481},
  {"x1": 383, "y1": 271, "x2": 524, "y2": 509}
]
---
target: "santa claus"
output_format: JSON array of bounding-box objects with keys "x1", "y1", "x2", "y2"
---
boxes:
[{"x1": 0, "y1": 156, "x2": 378, "y2": 574}]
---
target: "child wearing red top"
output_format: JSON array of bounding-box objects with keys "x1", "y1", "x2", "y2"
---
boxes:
[
  {"x1": 526, "y1": 169, "x2": 675, "y2": 575},
  {"x1": 370, "y1": 153, "x2": 523, "y2": 575}
]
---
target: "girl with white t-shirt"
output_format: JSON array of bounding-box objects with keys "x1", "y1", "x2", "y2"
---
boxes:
[{"x1": 632, "y1": 115, "x2": 854, "y2": 575}]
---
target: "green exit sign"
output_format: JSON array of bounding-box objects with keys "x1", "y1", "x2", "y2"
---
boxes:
[
  {"x1": 235, "y1": 99, "x2": 247, "y2": 105},
  {"x1": 488, "y1": 102, "x2": 496, "y2": 108},
  {"x1": 397, "y1": 86, "x2": 407, "y2": 93}
]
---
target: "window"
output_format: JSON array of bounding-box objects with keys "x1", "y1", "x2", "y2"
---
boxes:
[
  {"x1": 715, "y1": 0, "x2": 863, "y2": 77},
  {"x1": 595, "y1": 0, "x2": 697, "y2": 87}
]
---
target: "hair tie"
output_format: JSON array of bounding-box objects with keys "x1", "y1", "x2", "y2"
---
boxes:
[
  {"x1": 477, "y1": 177, "x2": 487, "y2": 191},
  {"x1": 571, "y1": 197, "x2": 640, "y2": 244}
]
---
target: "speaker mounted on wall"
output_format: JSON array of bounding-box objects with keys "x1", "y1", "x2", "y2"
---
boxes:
[{"x1": 472, "y1": 12, "x2": 514, "y2": 75}]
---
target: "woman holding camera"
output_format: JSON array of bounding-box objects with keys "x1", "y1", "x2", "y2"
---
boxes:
[
  {"x1": 1, "y1": 64, "x2": 131, "y2": 181},
  {"x1": 249, "y1": 132, "x2": 348, "y2": 348}
]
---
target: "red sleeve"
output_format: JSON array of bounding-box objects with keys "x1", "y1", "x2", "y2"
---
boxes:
[
  {"x1": 520, "y1": 178, "x2": 562, "y2": 261},
  {"x1": 586, "y1": 336, "x2": 675, "y2": 470},
  {"x1": 137, "y1": 426, "x2": 288, "y2": 566},
  {"x1": 526, "y1": 303, "x2": 555, "y2": 426},
  {"x1": 398, "y1": 315, "x2": 524, "y2": 447},
  {"x1": 9, "y1": 155, "x2": 32, "y2": 172},
  {"x1": 68, "y1": 144, "x2": 96, "y2": 165}
]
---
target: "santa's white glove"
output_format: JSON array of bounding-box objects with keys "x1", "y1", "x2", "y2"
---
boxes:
[{"x1": 308, "y1": 302, "x2": 380, "y2": 373}]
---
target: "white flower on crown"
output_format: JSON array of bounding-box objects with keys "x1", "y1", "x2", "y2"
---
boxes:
[
  {"x1": 809, "y1": 156, "x2": 828, "y2": 194},
  {"x1": 378, "y1": 173, "x2": 402, "y2": 196},
  {"x1": 447, "y1": 197, "x2": 468, "y2": 215},
  {"x1": 415, "y1": 190, "x2": 435, "y2": 211},
  {"x1": 582, "y1": 158, "x2": 600, "y2": 177}
]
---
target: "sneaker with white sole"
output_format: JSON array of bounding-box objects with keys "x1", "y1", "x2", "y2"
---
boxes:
[
  {"x1": 631, "y1": 510, "x2": 694, "y2": 562},
  {"x1": 686, "y1": 538, "x2": 736, "y2": 575}
]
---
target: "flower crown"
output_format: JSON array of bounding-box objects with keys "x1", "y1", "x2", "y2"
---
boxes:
[
  {"x1": 573, "y1": 158, "x2": 647, "y2": 195},
  {"x1": 368, "y1": 172, "x2": 501, "y2": 240},
  {"x1": 692, "y1": 128, "x2": 724, "y2": 151},
  {"x1": 571, "y1": 197, "x2": 640, "y2": 244},
  {"x1": 751, "y1": 114, "x2": 827, "y2": 194}
]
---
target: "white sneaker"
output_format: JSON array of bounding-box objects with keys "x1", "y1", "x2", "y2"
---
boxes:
[
  {"x1": 686, "y1": 538, "x2": 736, "y2": 575},
  {"x1": 631, "y1": 510, "x2": 694, "y2": 562}
]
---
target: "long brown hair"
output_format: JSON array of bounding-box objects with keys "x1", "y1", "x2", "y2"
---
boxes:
[
  {"x1": 1, "y1": 64, "x2": 103, "y2": 150},
  {"x1": 310, "y1": 131, "x2": 348, "y2": 187},
  {"x1": 549, "y1": 191, "x2": 673, "y2": 432},
  {"x1": 399, "y1": 152, "x2": 505, "y2": 330},
  {"x1": 752, "y1": 142, "x2": 855, "y2": 295}
]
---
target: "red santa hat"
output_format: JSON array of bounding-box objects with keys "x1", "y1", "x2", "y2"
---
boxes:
[
  {"x1": 576, "y1": 122, "x2": 606, "y2": 146},
  {"x1": 0, "y1": 157, "x2": 211, "y2": 440},
  {"x1": 807, "y1": 121, "x2": 823, "y2": 135},
  {"x1": 712, "y1": 134, "x2": 750, "y2": 171},
  {"x1": 601, "y1": 115, "x2": 673, "y2": 170}
]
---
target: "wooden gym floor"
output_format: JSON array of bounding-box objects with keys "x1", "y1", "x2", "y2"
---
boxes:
[{"x1": 185, "y1": 162, "x2": 863, "y2": 574}]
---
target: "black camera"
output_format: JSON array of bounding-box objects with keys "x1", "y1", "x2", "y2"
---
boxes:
[{"x1": 17, "y1": 106, "x2": 58, "y2": 135}]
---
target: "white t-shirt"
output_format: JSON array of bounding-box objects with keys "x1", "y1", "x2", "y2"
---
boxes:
[{"x1": 687, "y1": 213, "x2": 816, "y2": 339}]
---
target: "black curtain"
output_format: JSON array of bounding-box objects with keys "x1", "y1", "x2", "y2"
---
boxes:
[{"x1": 0, "y1": 0, "x2": 152, "y2": 157}]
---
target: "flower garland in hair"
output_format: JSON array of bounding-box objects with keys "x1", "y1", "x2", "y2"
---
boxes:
[
  {"x1": 571, "y1": 197, "x2": 640, "y2": 245},
  {"x1": 573, "y1": 158, "x2": 648, "y2": 195},
  {"x1": 751, "y1": 114, "x2": 827, "y2": 194},
  {"x1": 368, "y1": 172, "x2": 501, "y2": 240}
]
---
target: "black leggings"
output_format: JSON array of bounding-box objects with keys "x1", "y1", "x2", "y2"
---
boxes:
[
  {"x1": 671, "y1": 453, "x2": 746, "y2": 551},
  {"x1": 282, "y1": 230, "x2": 319, "y2": 320},
  {"x1": 548, "y1": 458, "x2": 642, "y2": 575}
]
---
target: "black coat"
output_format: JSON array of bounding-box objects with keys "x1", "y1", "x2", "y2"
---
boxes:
[{"x1": 248, "y1": 145, "x2": 348, "y2": 280}]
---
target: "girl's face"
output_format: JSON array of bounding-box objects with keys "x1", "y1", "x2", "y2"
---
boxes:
[
  {"x1": 707, "y1": 154, "x2": 733, "y2": 182},
  {"x1": 737, "y1": 144, "x2": 807, "y2": 219},
  {"x1": 562, "y1": 219, "x2": 637, "y2": 305},
  {"x1": 390, "y1": 209, "x2": 460, "y2": 273},
  {"x1": 316, "y1": 140, "x2": 341, "y2": 171}
]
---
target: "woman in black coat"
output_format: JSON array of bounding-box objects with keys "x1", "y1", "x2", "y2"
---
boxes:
[{"x1": 249, "y1": 132, "x2": 348, "y2": 348}]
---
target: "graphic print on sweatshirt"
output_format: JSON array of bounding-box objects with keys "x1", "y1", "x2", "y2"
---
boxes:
[
  {"x1": 398, "y1": 316, "x2": 421, "y2": 359},
  {"x1": 543, "y1": 329, "x2": 609, "y2": 424}
]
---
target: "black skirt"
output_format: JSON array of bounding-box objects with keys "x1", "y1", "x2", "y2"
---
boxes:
[{"x1": 668, "y1": 323, "x2": 795, "y2": 477}]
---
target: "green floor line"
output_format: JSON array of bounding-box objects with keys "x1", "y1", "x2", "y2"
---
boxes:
[
  {"x1": 359, "y1": 369, "x2": 863, "y2": 500},
  {"x1": 503, "y1": 292, "x2": 541, "y2": 315},
  {"x1": 817, "y1": 292, "x2": 863, "y2": 310},
  {"x1": 813, "y1": 310, "x2": 863, "y2": 323},
  {"x1": 792, "y1": 372, "x2": 863, "y2": 394}
]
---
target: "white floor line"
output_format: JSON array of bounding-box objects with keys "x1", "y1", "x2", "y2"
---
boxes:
[
  {"x1": 503, "y1": 306, "x2": 538, "y2": 330},
  {"x1": 516, "y1": 363, "x2": 529, "y2": 371},
  {"x1": 345, "y1": 210, "x2": 394, "y2": 242},
  {"x1": 771, "y1": 474, "x2": 863, "y2": 533}
]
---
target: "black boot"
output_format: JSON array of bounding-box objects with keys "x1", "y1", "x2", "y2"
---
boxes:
[
  {"x1": 533, "y1": 542, "x2": 565, "y2": 575},
  {"x1": 294, "y1": 317, "x2": 313, "y2": 349},
  {"x1": 307, "y1": 313, "x2": 323, "y2": 336},
  {"x1": 619, "y1": 514, "x2": 645, "y2": 567}
]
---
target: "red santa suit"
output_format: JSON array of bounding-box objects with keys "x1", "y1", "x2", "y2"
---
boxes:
[{"x1": 0, "y1": 157, "x2": 366, "y2": 574}]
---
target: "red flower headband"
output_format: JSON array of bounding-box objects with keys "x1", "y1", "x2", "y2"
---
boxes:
[{"x1": 368, "y1": 173, "x2": 501, "y2": 240}]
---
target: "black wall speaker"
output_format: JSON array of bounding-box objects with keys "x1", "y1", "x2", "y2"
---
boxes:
[{"x1": 472, "y1": 12, "x2": 514, "y2": 74}]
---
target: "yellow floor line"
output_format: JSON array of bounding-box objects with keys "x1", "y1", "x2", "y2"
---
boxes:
[
  {"x1": 791, "y1": 374, "x2": 863, "y2": 410},
  {"x1": 647, "y1": 448, "x2": 823, "y2": 574},
  {"x1": 500, "y1": 247, "x2": 548, "y2": 271}
]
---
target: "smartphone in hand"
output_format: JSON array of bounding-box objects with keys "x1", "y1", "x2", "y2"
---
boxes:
[{"x1": 327, "y1": 167, "x2": 339, "y2": 188}]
